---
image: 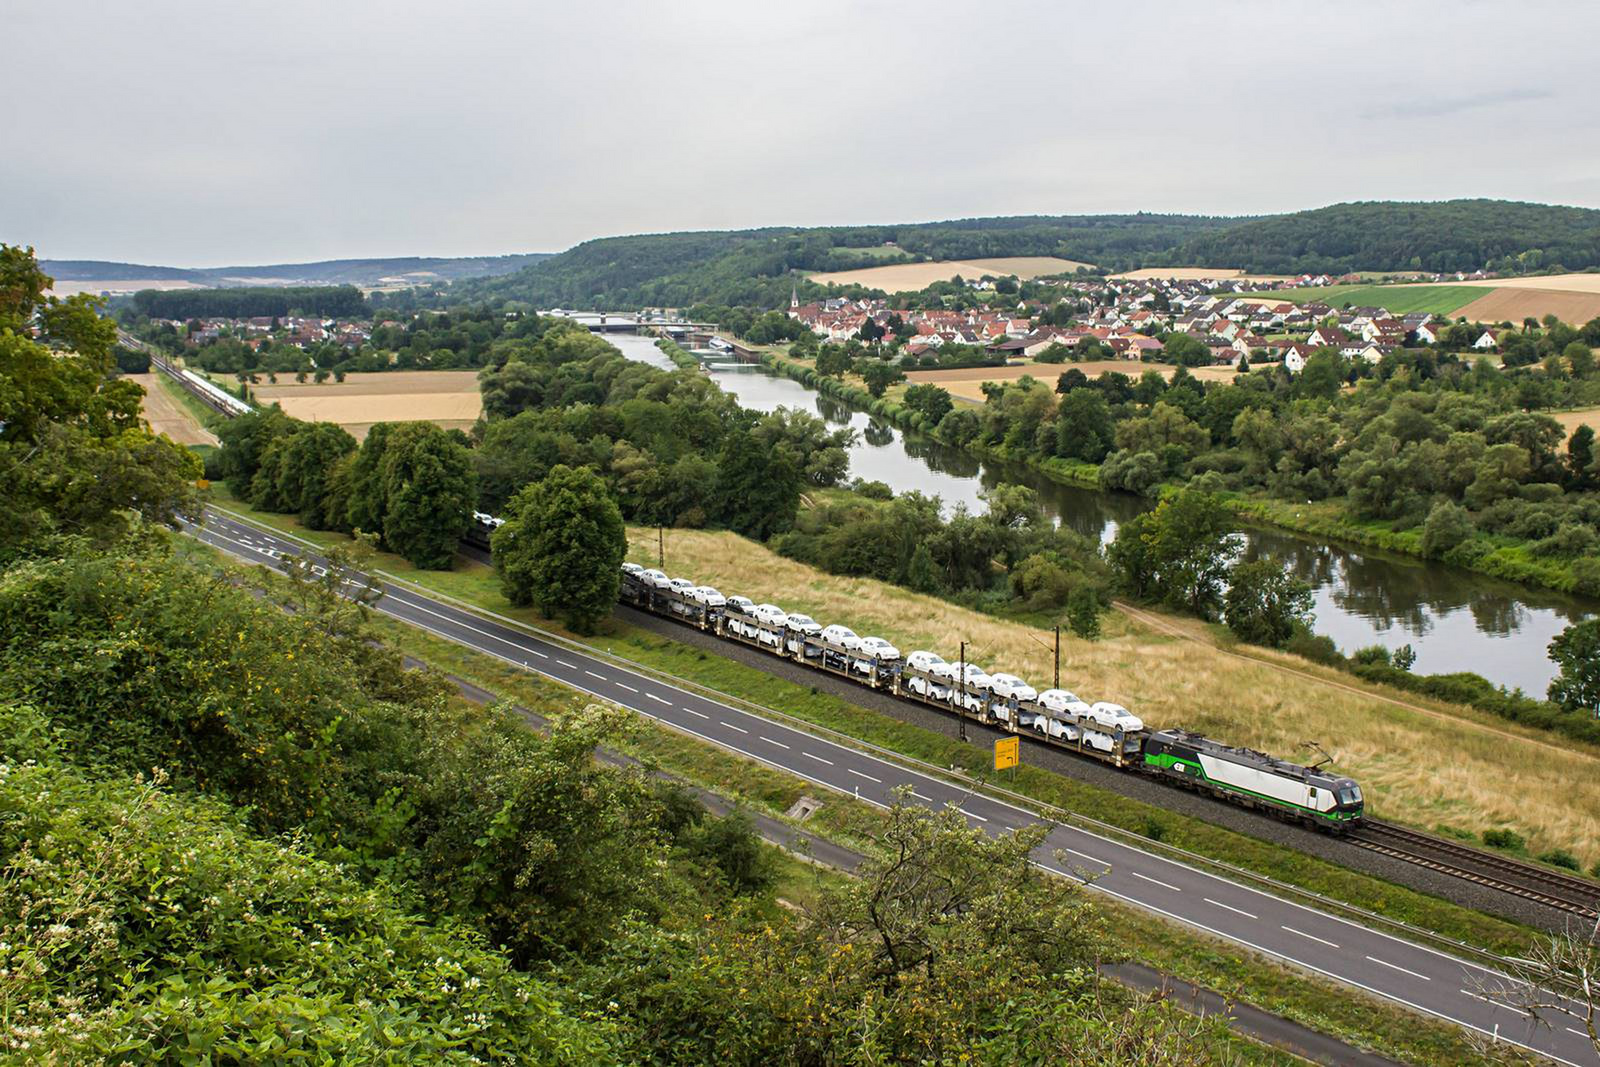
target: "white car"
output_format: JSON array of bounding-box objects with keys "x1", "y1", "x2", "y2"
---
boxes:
[
  {"x1": 904, "y1": 650, "x2": 953, "y2": 699},
  {"x1": 1036, "y1": 689, "x2": 1093, "y2": 739},
  {"x1": 639, "y1": 568, "x2": 670, "y2": 589},
  {"x1": 987, "y1": 673, "x2": 1037, "y2": 703},
  {"x1": 851, "y1": 636, "x2": 901, "y2": 675},
  {"x1": 751, "y1": 604, "x2": 788, "y2": 647},
  {"x1": 954, "y1": 664, "x2": 992, "y2": 712},
  {"x1": 726, "y1": 595, "x2": 755, "y2": 616},
  {"x1": 692, "y1": 585, "x2": 726, "y2": 608},
  {"x1": 621, "y1": 562, "x2": 643, "y2": 576},
  {"x1": 783, "y1": 613, "x2": 822, "y2": 655},
  {"x1": 819, "y1": 624, "x2": 860, "y2": 650},
  {"x1": 666, "y1": 578, "x2": 698, "y2": 613},
  {"x1": 1086, "y1": 701, "x2": 1143, "y2": 734}
]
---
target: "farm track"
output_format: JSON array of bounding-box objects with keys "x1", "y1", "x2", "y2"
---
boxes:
[{"x1": 1352, "y1": 821, "x2": 1600, "y2": 920}]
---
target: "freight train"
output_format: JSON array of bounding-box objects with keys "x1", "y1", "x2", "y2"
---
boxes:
[{"x1": 616, "y1": 561, "x2": 1365, "y2": 830}]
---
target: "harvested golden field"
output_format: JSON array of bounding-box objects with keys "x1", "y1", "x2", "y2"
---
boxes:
[
  {"x1": 626, "y1": 526, "x2": 1600, "y2": 862},
  {"x1": 1455, "y1": 287, "x2": 1600, "y2": 326},
  {"x1": 1552, "y1": 407, "x2": 1600, "y2": 440},
  {"x1": 808, "y1": 256, "x2": 1091, "y2": 292},
  {"x1": 131, "y1": 373, "x2": 218, "y2": 446},
  {"x1": 909, "y1": 360, "x2": 1255, "y2": 402},
  {"x1": 1457, "y1": 273, "x2": 1600, "y2": 293},
  {"x1": 1110, "y1": 267, "x2": 1293, "y2": 282},
  {"x1": 251, "y1": 371, "x2": 482, "y2": 441}
]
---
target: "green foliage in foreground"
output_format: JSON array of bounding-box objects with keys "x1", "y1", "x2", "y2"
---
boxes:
[
  {"x1": 0, "y1": 703, "x2": 609, "y2": 1064},
  {"x1": 0, "y1": 535, "x2": 1240, "y2": 1063}
]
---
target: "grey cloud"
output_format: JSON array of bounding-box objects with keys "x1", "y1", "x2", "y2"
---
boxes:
[
  {"x1": 3, "y1": 0, "x2": 1598, "y2": 264},
  {"x1": 1361, "y1": 88, "x2": 1554, "y2": 121}
]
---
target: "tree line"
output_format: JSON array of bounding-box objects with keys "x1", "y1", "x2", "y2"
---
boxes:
[{"x1": 132, "y1": 283, "x2": 369, "y2": 319}]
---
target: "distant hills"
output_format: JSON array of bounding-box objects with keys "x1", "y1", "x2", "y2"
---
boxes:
[
  {"x1": 1173, "y1": 200, "x2": 1600, "y2": 276},
  {"x1": 448, "y1": 200, "x2": 1600, "y2": 311},
  {"x1": 41, "y1": 253, "x2": 552, "y2": 290},
  {"x1": 48, "y1": 199, "x2": 1600, "y2": 311}
]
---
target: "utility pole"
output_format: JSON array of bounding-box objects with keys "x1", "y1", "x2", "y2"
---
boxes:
[
  {"x1": 657, "y1": 527, "x2": 664, "y2": 569},
  {"x1": 1054, "y1": 625, "x2": 1060, "y2": 691},
  {"x1": 958, "y1": 639, "x2": 968, "y2": 744}
]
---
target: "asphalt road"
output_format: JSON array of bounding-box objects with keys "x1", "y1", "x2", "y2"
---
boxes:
[{"x1": 195, "y1": 509, "x2": 1597, "y2": 1067}]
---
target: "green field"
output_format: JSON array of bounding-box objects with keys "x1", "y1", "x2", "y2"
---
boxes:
[{"x1": 1240, "y1": 284, "x2": 1484, "y2": 316}]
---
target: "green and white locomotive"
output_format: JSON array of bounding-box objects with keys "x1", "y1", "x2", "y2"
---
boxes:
[{"x1": 1142, "y1": 729, "x2": 1364, "y2": 828}]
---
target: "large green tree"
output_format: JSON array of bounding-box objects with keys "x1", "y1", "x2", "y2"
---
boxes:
[
  {"x1": 493, "y1": 464, "x2": 626, "y2": 633},
  {"x1": 0, "y1": 245, "x2": 200, "y2": 554},
  {"x1": 1223, "y1": 559, "x2": 1314, "y2": 647},
  {"x1": 714, "y1": 428, "x2": 802, "y2": 540},
  {"x1": 378, "y1": 422, "x2": 477, "y2": 569},
  {"x1": 1549, "y1": 619, "x2": 1600, "y2": 714},
  {"x1": 1108, "y1": 490, "x2": 1237, "y2": 618}
]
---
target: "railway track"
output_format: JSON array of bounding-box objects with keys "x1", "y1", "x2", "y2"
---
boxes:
[{"x1": 1351, "y1": 821, "x2": 1600, "y2": 919}]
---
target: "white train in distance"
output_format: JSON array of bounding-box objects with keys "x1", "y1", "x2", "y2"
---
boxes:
[{"x1": 615, "y1": 561, "x2": 1365, "y2": 831}]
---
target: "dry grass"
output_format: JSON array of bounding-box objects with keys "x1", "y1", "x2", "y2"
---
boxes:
[
  {"x1": 251, "y1": 370, "x2": 482, "y2": 438},
  {"x1": 131, "y1": 373, "x2": 218, "y2": 446},
  {"x1": 1110, "y1": 267, "x2": 1293, "y2": 282},
  {"x1": 628, "y1": 526, "x2": 1600, "y2": 862},
  {"x1": 807, "y1": 256, "x2": 1091, "y2": 292}
]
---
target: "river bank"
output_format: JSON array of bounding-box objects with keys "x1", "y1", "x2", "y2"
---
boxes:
[
  {"x1": 756, "y1": 346, "x2": 1597, "y2": 600},
  {"x1": 615, "y1": 333, "x2": 1592, "y2": 694}
]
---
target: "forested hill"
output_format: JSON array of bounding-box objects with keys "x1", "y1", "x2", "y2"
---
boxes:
[
  {"x1": 446, "y1": 214, "x2": 1238, "y2": 309},
  {"x1": 42, "y1": 252, "x2": 552, "y2": 287},
  {"x1": 1173, "y1": 199, "x2": 1600, "y2": 275},
  {"x1": 442, "y1": 200, "x2": 1600, "y2": 310}
]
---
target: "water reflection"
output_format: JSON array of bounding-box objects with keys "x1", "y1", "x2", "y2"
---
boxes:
[{"x1": 602, "y1": 333, "x2": 1594, "y2": 694}]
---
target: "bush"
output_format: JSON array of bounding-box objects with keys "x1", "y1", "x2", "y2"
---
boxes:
[
  {"x1": 1285, "y1": 627, "x2": 1343, "y2": 666},
  {"x1": 1420, "y1": 500, "x2": 1474, "y2": 559},
  {"x1": 852, "y1": 478, "x2": 893, "y2": 500},
  {"x1": 1482, "y1": 828, "x2": 1526, "y2": 851},
  {"x1": 1539, "y1": 848, "x2": 1581, "y2": 871}
]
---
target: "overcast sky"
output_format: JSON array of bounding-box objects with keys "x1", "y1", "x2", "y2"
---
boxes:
[{"x1": 6, "y1": 0, "x2": 1597, "y2": 266}]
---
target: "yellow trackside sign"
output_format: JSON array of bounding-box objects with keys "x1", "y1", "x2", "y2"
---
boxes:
[{"x1": 994, "y1": 736, "x2": 1020, "y2": 772}]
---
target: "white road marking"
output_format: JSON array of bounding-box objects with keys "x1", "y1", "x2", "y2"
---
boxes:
[
  {"x1": 1131, "y1": 871, "x2": 1181, "y2": 891},
  {"x1": 646, "y1": 693, "x2": 672, "y2": 705},
  {"x1": 847, "y1": 768, "x2": 881, "y2": 783},
  {"x1": 557, "y1": 660, "x2": 578, "y2": 669},
  {"x1": 585, "y1": 670, "x2": 606, "y2": 680},
  {"x1": 681, "y1": 706, "x2": 709, "y2": 720},
  {"x1": 1283, "y1": 925, "x2": 1339, "y2": 949},
  {"x1": 1367, "y1": 955, "x2": 1431, "y2": 981},
  {"x1": 616, "y1": 683, "x2": 637, "y2": 693},
  {"x1": 527, "y1": 649, "x2": 548, "y2": 659},
  {"x1": 722, "y1": 721, "x2": 748, "y2": 734},
  {"x1": 1204, "y1": 897, "x2": 1258, "y2": 920},
  {"x1": 1064, "y1": 847, "x2": 1111, "y2": 868},
  {"x1": 762, "y1": 737, "x2": 790, "y2": 750},
  {"x1": 803, "y1": 751, "x2": 833, "y2": 765},
  {"x1": 909, "y1": 789, "x2": 933, "y2": 802},
  {"x1": 1567, "y1": 1027, "x2": 1591, "y2": 1039},
  {"x1": 957, "y1": 806, "x2": 988, "y2": 823}
]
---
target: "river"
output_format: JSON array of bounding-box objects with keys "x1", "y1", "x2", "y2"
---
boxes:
[{"x1": 607, "y1": 332, "x2": 1595, "y2": 695}]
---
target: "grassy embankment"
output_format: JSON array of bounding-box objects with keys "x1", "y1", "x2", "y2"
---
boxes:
[
  {"x1": 184, "y1": 523, "x2": 1535, "y2": 1067},
  {"x1": 204, "y1": 486, "x2": 1553, "y2": 950}
]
